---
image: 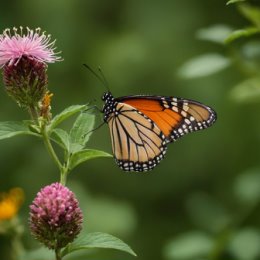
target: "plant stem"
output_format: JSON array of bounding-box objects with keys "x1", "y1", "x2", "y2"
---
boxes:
[
  {"x1": 41, "y1": 125, "x2": 63, "y2": 175},
  {"x1": 60, "y1": 168, "x2": 67, "y2": 186},
  {"x1": 55, "y1": 248, "x2": 62, "y2": 260},
  {"x1": 28, "y1": 103, "x2": 39, "y2": 122}
]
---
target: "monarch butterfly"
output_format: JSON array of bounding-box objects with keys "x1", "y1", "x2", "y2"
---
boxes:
[
  {"x1": 102, "y1": 92, "x2": 217, "y2": 172},
  {"x1": 83, "y1": 64, "x2": 217, "y2": 172}
]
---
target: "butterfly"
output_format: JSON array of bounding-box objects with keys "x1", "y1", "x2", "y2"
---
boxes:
[{"x1": 102, "y1": 92, "x2": 217, "y2": 172}]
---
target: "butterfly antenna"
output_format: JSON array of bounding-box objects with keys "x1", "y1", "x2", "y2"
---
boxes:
[
  {"x1": 83, "y1": 64, "x2": 110, "y2": 92},
  {"x1": 98, "y1": 66, "x2": 111, "y2": 92}
]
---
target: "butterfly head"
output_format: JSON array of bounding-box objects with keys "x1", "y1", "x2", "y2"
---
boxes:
[
  {"x1": 102, "y1": 92, "x2": 116, "y2": 122},
  {"x1": 102, "y1": 91, "x2": 114, "y2": 101}
]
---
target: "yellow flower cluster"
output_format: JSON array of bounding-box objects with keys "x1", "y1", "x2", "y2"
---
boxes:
[{"x1": 0, "y1": 188, "x2": 24, "y2": 220}]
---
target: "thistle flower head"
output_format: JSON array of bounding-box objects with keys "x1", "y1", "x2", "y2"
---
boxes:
[
  {"x1": 29, "y1": 183, "x2": 83, "y2": 250},
  {"x1": 0, "y1": 27, "x2": 61, "y2": 110},
  {"x1": 3, "y1": 56, "x2": 48, "y2": 108},
  {"x1": 0, "y1": 27, "x2": 61, "y2": 67}
]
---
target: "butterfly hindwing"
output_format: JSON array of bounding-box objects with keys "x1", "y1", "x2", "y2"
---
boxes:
[{"x1": 106, "y1": 102, "x2": 167, "y2": 172}]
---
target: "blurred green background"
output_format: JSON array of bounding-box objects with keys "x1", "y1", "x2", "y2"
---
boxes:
[{"x1": 1, "y1": 0, "x2": 260, "y2": 260}]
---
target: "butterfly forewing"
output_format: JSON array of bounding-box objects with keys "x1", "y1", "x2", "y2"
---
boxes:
[{"x1": 117, "y1": 95, "x2": 217, "y2": 142}]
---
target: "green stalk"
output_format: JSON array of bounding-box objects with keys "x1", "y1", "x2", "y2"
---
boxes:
[
  {"x1": 41, "y1": 124, "x2": 71, "y2": 185},
  {"x1": 55, "y1": 248, "x2": 62, "y2": 260},
  {"x1": 28, "y1": 103, "x2": 39, "y2": 122},
  {"x1": 41, "y1": 125, "x2": 64, "y2": 180}
]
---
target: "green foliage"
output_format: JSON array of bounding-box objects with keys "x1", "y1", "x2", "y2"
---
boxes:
[
  {"x1": 50, "y1": 109, "x2": 112, "y2": 172},
  {"x1": 61, "y1": 232, "x2": 137, "y2": 257},
  {"x1": 69, "y1": 149, "x2": 112, "y2": 170},
  {"x1": 164, "y1": 231, "x2": 214, "y2": 260},
  {"x1": 178, "y1": 54, "x2": 231, "y2": 79},
  {"x1": 225, "y1": 27, "x2": 260, "y2": 43},
  {"x1": 0, "y1": 105, "x2": 111, "y2": 174},
  {"x1": 186, "y1": 193, "x2": 231, "y2": 233},
  {"x1": 230, "y1": 77, "x2": 260, "y2": 103},
  {"x1": 228, "y1": 228, "x2": 260, "y2": 260},
  {"x1": 238, "y1": 3, "x2": 260, "y2": 27},
  {"x1": 196, "y1": 24, "x2": 234, "y2": 44},
  {"x1": 180, "y1": 1, "x2": 260, "y2": 105},
  {"x1": 48, "y1": 104, "x2": 87, "y2": 132},
  {"x1": 227, "y1": 0, "x2": 246, "y2": 5},
  {"x1": 51, "y1": 128, "x2": 70, "y2": 150},
  {"x1": 233, "y1": 169, "x2": 260, "y2": 204},
  {"x1": 69, "y1": 112, "x2": 95, "y2": 153},
  {"x1": 20, "y1": 247, "x2": 53, "y2": 260},
  {"x1": 0, "y1": 121, "x2": 39, "y2": 140}
]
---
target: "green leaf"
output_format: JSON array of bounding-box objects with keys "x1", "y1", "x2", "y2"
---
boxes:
[
  {"x1": 51, "y1": 128, "x2": 70, "y2": 151},
  {"x1": 233, "y1": 169, "x2": 260, "y2": 204},
  {"x1": 69, "y1": 112, "x2": 95, "y2": 152},
  {"x1": 228, "y1": 228, "x2": 260, "y2": 260},
  {"x1": 69, "y1": 149, "x2": 112, "y2": 170},
  {"x1": 238, "y1": 4, "x2": 260, "y2": 28},
  {"x1": 0, "y1": 121, "x2": 36, "y2": 140},
  {"x1": 225, "y1": 27, "x2": 260, "y2": 43},
  {"x1": 227, "y1": 0, "x2": 246, "y2": 5},
  {"x1": 242, "y1": 41, "x2": 260, "y2": 59},
  {"x1": 230, "y1": 77, "x2": 260, "y2": 103},
  {"x1": 163, "y1": 231, "x2": 214, "y2": 260},
  {"x1": 19, "y1": 247, "x2": 53, "y2": 260},
  {"x1": 178, "y1": 53, "x2": 231, "y2": 79},
  {"x1": 196, "y1": 24, "x2": 234, "y2": 44},
  {"x1": 61, "y1": 232, "x2": 137, "y2": 257},
  {"x1": 48, "y1": 104, "x2": 87, "y2": 132},
  {"x1": 186, "y1": 192, "x2": 231, "y2": 233}
]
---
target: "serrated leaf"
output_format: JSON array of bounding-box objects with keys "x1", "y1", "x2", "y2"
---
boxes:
[
  {"x1": 61, "y1": 232, "x2": 137, "y2": 257},
  {"x1": 238, "y1": 4, "x2": 260, "y2": 28},
  {"x1": 48, "y1": 105, "x2": 87, "y2": 132},
  {"x1": 178, "y1": 53, "x2": 231, "y2": 79},
  {"x1": 230, "y1": 77, "x2": 260, "y2": 103},
  {"x1": 196, "y1": 24, "x2": 234, "y2": 44},
  {"x1": 227, "y1": 0, "x2": 246, "y2": 5},
  {"x1": 0, "y1": 121, "x2": 36, "y2": 140},
  {"x1": 69, "y1": 149, "x2": 112, "y2": 170},
  {"x1": 69, "y1": 112, "x2": 95, "y2": 152},
  {"x1": 51, "y1": 128, "x2": 70, "y2": 151},
  {"x1": 225, "y1": 27, "x2": 260, "y2": 43},
  {"x1": 163, "y1": 231, "x2": 214, "y2": 260}
]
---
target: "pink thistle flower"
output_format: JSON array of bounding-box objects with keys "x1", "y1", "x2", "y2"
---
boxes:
[
  {"x1": 0, "y1": 27, "x2": 61, "y2": 67},
  {"x1": 0, "y1": 27, "x2": 61, "y2": 112},
  {"x1": 29, "y1": 183, "x2": 83, "y2": 250}
]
